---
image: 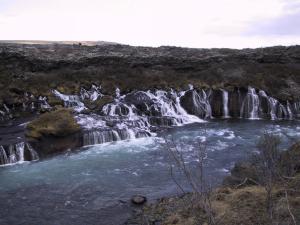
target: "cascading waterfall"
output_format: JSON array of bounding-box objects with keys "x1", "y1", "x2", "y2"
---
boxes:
[
  {"x1": 26, "y1": 143, "x2": 39, "y2": 161},
  {"x1": 0, "y1": 142, "x2": 39, "y2": 166},
  {"x1": 240, "y1": 87, "x2": 260, "y2": 119},
  {"x1": 79, "y1": 89, "x2": 203, "y2": 146},
  {"x1": 8, "y1": 145, "x2": 17, "y2": 164},
  {"x1": 269, "y1": 97, "x2": 278, "y2": 120},
  {"x1": 53, "y1": 86, "x2": 300, "y2": 147},
  {"x1": 0, "y1": 146, "x2": 8, "y2": 165},
  {"x1": 221, "y1": 89, "x2": 229, "y2": 118},
  {"x1": 53, "y1": 90, "x2": 86, "y2": 112},
  {"x1": 15, "y1": 142, "x2": 25, "y2": 162},
  {"x1": 1, "y1": 85, "x2": 299, "y2": 166},
  {"x1": 193, "y1": 90, "x2": 211, "y2": 119},
  {"x1": 287, "y1": 101, "x2": 293, "y2": 120},
  {"x1": 52, "y1": 85, "x2": 102, "y2": 112},
  {"x1": 294, "y1": 102, "x2": 300, "y2": 117}
]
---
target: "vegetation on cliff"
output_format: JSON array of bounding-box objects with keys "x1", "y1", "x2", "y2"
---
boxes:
[
  {"x1": 0, "y1": 43, "x2": 300, "y2": 107},
  {"x1": 26, "y1": 108, "x2": 80, "y2": 139}
]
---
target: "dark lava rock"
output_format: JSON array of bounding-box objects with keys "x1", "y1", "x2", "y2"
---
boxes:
[
  {"x1": 210, "y1": 89, "x2": 223, "y2": 118},
  {"x1": 131, "y1": 195, "x2": 147, "y2": 205},
  {"x1": 180, "y1": 90, "x2": 207, "y2": 118},
  {"x1": 228, "y1": 88, "x2": 247, "y2": 118}
]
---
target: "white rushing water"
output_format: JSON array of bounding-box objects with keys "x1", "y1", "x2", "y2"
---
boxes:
[
  {"x1": 240, "y1": 87, "x2": 260, "y2": 119},
  {"x1": 221, "y1": 89, "x2": 229, "y2": 118}
]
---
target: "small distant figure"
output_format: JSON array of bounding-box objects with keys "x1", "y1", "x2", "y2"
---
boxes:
[{"x1": 78, "y1": 42, "x2": 82, "y2": 46}]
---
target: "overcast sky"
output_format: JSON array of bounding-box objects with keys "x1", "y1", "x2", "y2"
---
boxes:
[{"x1": 0, "y1": 0, "x2": 299, "y2": 48}]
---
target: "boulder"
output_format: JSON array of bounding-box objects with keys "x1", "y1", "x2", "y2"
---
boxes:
[{"x1": 131, "y1": 195, "x2": 147, "y2": 205}]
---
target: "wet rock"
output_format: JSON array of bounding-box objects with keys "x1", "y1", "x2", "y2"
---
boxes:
[
  {"x1": 210, "y1": 89, "x2": 223, "y2": 118},
  {"x1": 180, "y1": 90, "x2": 207, "y2": 118},
  {"x1": 131, "y1": 195, "x2": 147, "y2": 205},
  {"x1": 124, "y1": 91, "x2": 152, "y2": 105},
  {"x1": 228, "y1": 88, "x2": 247, "y2": 118},
  {"x1": 149, "y1": 116, "x2": 178, "y2": 127},
  {"x1": 258, "y1": 94, "x2": 270, "y2": 119}
]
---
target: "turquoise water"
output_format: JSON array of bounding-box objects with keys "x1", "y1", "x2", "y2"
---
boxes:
[{"x1": 0, "y1": 120, "x2": 299, "y2": 225}]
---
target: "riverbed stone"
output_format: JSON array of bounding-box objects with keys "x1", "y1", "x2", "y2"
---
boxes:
[{"x1": 131, "y1": 195, "x2": 147, "y2": 205}]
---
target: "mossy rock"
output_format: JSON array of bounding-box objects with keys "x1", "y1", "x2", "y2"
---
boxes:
[{"x1": 26, "y1": 108, "x2": 80, "y2": 139}]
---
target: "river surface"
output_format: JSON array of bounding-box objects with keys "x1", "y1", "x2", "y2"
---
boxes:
[{"x1": 1, "y1": 119, "x2": 300, "y2": 225}]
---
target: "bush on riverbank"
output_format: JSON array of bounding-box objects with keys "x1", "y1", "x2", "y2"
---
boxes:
[
  {"x1": 26, "y1": 108, "x2": 80, "y2": 139},
  {"x1": 127, "y1": 139, "x2": 300, "y2": 225}
]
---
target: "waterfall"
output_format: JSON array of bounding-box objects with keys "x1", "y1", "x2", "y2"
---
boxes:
[
  {"x1": 102, "y1": 89, "x2": 202, "y2": 125},
  {"x1": 53, "y1": 90, "x2": 86, "y2": 112},
  {"x1": 287, "y1": 101, "x2": 293, "y2": 120},
  {"x1": 54, "y1": 86, "x2": 300, "y2": 149},
  {"x1": 240, "y1": 87, "x2": 260, "y2": 119},
  {"x1": 0, "y1": 146, "x2": 8, "y2": 165},
  {"x1": 221, "y1": 89, "x2": 229, "y2": 118},
  {"x1": 268, "y1": 97, "x2": 278, "y2": 120},
  {"x1": 15, "y1": 142, "x2": 25, "y2": 162},
  {"x1": 53, "y1": 85, "x2": 103, "y2": 112},
  {"x1": 83, "y1": 129, "x2": 150, "y2": 146},
  {"x1": 0, "y1": 142, "x2": 39, "y2": 166},
  {"x1": 8, "y1": 145, "x2": 17, "y2": 164},
  {"x1": 294, "y1": 102, "x2": 300, "y2": 118},
  {"x1": 26, "y1": 143, "x2": 39, "y2": 161},
  {"x1": 180, "y1": 89, "x2": 212, "y2": 119},
  {"x1": 115, "y1": 88, "x2": 121, "y2": 99},
  {"x1": 80, "y1": 85, "x2": 102, "y2": 102}
]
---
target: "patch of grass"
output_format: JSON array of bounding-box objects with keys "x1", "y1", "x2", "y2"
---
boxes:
[{"x1": 26, "y1": 108, "x2": 80, "y2": 139}]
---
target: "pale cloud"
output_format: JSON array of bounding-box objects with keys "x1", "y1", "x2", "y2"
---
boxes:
[
  {"x1": 245, "y1": 0, "x2": 300, "y2": 36},
  {"x1": 0, "y1": 0, "x2": 299, "y2": 48}
]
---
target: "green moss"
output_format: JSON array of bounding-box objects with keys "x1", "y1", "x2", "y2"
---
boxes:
[{"x1": 26, "y1": 109, "x2": 80, "y2": 139}]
